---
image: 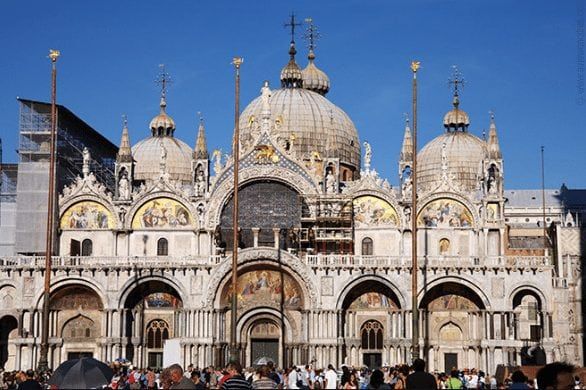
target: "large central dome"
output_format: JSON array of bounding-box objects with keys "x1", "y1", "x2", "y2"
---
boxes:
[{"x1": 239, "y1": 87, "x2": 360, "y2": 170}]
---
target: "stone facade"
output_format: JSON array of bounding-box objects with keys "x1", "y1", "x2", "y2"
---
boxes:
[{"x1": 0, "y1": 43, "x2": 584, "y2": 374}]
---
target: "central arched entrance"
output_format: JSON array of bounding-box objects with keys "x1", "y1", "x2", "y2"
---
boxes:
[
  {"x1": 220, "y1": 265, "x2": 305, "y2": 367},
  {"x1": 0, "y1": 315, "x2": 18, "y2": 370},
  {"x1": 123, "y1": 280, "x2": 183, "y2": 369}
]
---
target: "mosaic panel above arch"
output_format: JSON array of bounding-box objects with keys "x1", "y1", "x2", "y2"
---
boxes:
[
  {"x1": 349, "y1": 292, "x2": 399, "y2": 310},
  {"x1": 221, "y1": 270, "x2": 303, "y2": 310},
  {"x1": 417, "y1": 198, "x2": 473, "y2": 228},
  {"x1": 60, "y1": 201, "x2": 114, "y2": 229},
  {"x1": 131, "y1": 197, "x2": 192, "y2": 229},
  {"x1": 353, "y1": 196, "x2": 399, "y2": 228}
]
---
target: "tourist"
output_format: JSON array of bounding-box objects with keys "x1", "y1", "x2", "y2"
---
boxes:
[
  {"x1": 17, "y1": 370, "x2": 41, "y2": 390},
  {"x1": 406, "y1": 358, "x2": 437, "y2": 389},
  {"x1": 252, "y1": 365, "x2": 277, "y2": 389},
  {"x1": 168, "y1": 364, "x2": 197, "y2": 389},
  {"x1": 324, "y1": 364, "x2": 338, "y2": 389},
  {"x1": 446, "y1": 369, "x2": 463, "y2": 389},
  {"x1": 287, "y1": 366, "x2": 300, "y2": 389},
  {"x1": 536, "y1": 362, "x2": 576, "y2": 390},
  {"x1": 190, "y1": 370, "x2": 206, "y2": 390},
  {"x1": 343, "y1": 372, "x2": 359, "y2": 389},
  {"x1": 368, "y1": 369, "x2": 391, "y2": 389},
  {"x1": 221, "y1": 362, "x2": 251, "y2": 390},
  {"x1": 509, "y1": 370, "x2": 530, "y2": 389},
  {"x1": 267, "y1": 361, "x2": 281, "y2": 387},
  {"x1": 146, "y1": 367, "x2": 156, "y2": 390}
]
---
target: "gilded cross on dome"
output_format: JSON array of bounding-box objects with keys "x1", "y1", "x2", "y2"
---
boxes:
[
  {"x1": 284, "y1": 12, "x2": 302, "y2": 43},
  {"x1": 155, "y1": 64, "x2": 172, "y2": 103},
  {"x1": 448, "y1": 65, "x2": 465, "y2": 96}
]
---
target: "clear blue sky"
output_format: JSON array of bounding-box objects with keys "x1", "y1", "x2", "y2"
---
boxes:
[{"x1": 1, "y1": 0, "x2": 584, "y2": 189}]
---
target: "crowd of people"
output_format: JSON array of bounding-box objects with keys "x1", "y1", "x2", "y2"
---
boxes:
[{"x1": 0, "y1": 360, "x2": 583, "y2": 389}]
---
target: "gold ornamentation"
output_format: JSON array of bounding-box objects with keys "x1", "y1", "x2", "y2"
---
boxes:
[
  {"x1": 49, "y1": 49, "x2": 60, "y2": 62},
  {"x1": 254, "y1": 144, "x2": 279, "y2": 163},
  {"x1": 410, "y1": 60, "x2": 420, "y2": 73}
]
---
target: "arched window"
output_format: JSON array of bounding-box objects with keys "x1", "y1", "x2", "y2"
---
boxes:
[
  {"x1": 362, "y1": 237, "x2": 373, "y2": 256},
  {"x1": 81, "y1": 239, "x2": 93, "y2": 256},
  {"x1": 157, "y1": 238, "x2": 168, "y2": 256},
  {"x1": 360, "y1": 320, "x2": 383, "y2": 350},
  {"x1": 146, "y1": 320, "x2": 170, "y2": 349}
]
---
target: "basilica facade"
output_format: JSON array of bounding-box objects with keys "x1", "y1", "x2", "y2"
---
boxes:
[{"x1": 0, "y1": 33, "x2": 584, "y2": 374}]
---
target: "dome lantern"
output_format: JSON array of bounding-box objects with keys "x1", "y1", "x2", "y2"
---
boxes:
[
  {"x1": 149, "y1": 65, "x2": 176, "y2": 137},
  {"x1": 281, "y1": 13, "x2": 304, "y2": 88},
  {"x1": 301, "y1": 18, "x2": 330, "y2": 95},
  {"x1": 443, "y1": 66, "x2": 470, "y2": 132}
]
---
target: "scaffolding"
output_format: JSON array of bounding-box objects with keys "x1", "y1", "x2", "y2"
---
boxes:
[{"x1": 18, "y1": 99, "x2": 117, "y2": 191}]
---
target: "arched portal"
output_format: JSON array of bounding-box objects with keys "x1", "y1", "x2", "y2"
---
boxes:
[
  {"x1": 220, "y1": 264, "x2": 305, "y2": 367},
  {"x1": 512, "y1": 289, "x2": 546, "y2": 365},
  {"x1": 123, "y1": 280, "x2": 182, "y2": 369},
  {"x1": 340, "y1": 279, "x2": 402, "y2": 368},
  {"x1": 49, "y1": 285, "x2": 103, "y2": 362},
  {"x1": 420, "y1": 282, "x2": 485, "y2": 372},
  {"x1": 0, "y1": 315, "x2": 18, "y2": 370}
]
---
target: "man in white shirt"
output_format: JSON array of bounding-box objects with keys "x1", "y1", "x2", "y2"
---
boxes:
[
  {"x1": 288, "y1": 366, "x2": 299, "y2": 389},
  {"x1": 324, "y1": 364, "x2": 338, "y2": 390}
]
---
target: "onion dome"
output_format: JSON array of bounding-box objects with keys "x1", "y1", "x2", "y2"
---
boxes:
[
  {"x1": 149, "y1": 97, "x2": 176, "y2": 136},
  {"x1": 302, "y1": 50, "x2": 330, "y2": 95},
  {"x1": 418, "y1": 94, "x2": 486, "y2": 192},
  {"x1": 280, "y1": 42, "x2": 304, "y2": 88},
  {"x1": 239, "y1": 87, "x2": 361, "y2": 170}
]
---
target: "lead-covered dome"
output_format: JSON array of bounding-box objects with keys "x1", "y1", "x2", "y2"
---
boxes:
[
  {"x1": 239, "y1": 87, "x2": 361, "y2": 170},
  {"x1": 132, "y1": 96, "x2": 193, "y2": 183},
  {"x1": 417, "y1": 95, "x2": 486, "y2": 192}
]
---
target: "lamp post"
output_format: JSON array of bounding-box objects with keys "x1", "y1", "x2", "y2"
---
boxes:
[
  {"x1": 229, "y1": 56, "x2": 243, "y2": 364},
  {"x1": 38, "y1": 49, "x2": 60, "y2": 372}
]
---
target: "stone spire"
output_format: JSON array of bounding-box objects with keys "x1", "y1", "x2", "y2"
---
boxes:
[
  {"x1": 194, "y1": 114, "x2": 209, "y2": 160},
  {"x1": 487, "y1": 112, "x2": 502, "y2": 159},
  {"x1": 117, "y1": 116, "x2": 133, "y2": 163},
  {"x1": 400, "y1": 117, "x2": 413, "y2": 163}
]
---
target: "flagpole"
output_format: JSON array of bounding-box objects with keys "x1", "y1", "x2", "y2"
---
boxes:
[
  {"x1": 38, "y1": 49, "x2": 60, "y2": 372},
  {"x1": 229, "y1": 56, "x2": 243, "y2": 364},
  {"x1": 410, "y1": 60, "x2": 420, "y2": 361}
]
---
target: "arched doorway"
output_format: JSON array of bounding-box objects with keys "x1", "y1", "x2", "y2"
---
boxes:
[
  {"x1": 50, "y1": 285, "x2": 103, "y2": 362},
  {"x1": 123, "y1": 280, "x2": 183, "y2": 369},
  {"x1": 340, "y1": 279, "x2": 402, "y2": 368},
  {"x1": 420, "y1": 282, "x2": 485, "y2": 371},
  {"x1": 221, "y1": 266, "x2": 304, "y2": 367},
  {"x1": 0, "y1": 316, "x2": 18, "y2": 370},
  {"x1": 512, "y1": 289, "x2": 546, "y2": 365}
]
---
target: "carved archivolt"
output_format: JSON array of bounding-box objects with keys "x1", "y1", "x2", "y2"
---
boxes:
[
  {"x1": 206, "y1": 166, "x2": 318, "y2": 229},
  {"x1": 204, "y1": 248, "x2": 318, "y2": 309}
]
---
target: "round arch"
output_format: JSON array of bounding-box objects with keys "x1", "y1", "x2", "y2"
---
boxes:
[
  {"x1": 59, "y1": 197, "x2": 118, "y2": 230},
  {"x1": 419, "y1": 281, "x2": 486, "y2": 310},
  {"x1": 237, "y1": 307, "x2": 294, "y2": 344},
  {"x1": 125, "y1": 192, "x2": 196, "y2": 230},
  {"x1": 336, "y1": 275, "x2": 406, "y2": 311},
  {"x1": 206, "y1": 166, "x2": 319, "y2": 230},
  {"x1": 206, "y1": 248, "x2": 318, "y2": 308},
  {"x1": 509, "y1": 285, "x2": 548, "y2": 311},
  {"x1": 418, "y1": 276, "x2": 491, "y2": 310},
  {"x1": 0, "y1": 315, "x2": 18, "y2": 370},
  {"x1": 117, "y1": 275, "x2": 188, "y2": 309},
  {"x1": 34, "y1": 277, "x2": 107, "y2": 309},
  {"x1": 417, "y1": 192, "x2": 479, "y2": 228}
]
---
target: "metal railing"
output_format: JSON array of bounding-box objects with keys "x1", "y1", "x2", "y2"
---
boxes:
[{"x1": 0, "y1": 255, "x2": 223, "y2": 268}]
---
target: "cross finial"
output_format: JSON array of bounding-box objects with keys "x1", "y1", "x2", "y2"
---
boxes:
[
  {"x1": 489, "y1": 110, "x2": 495, "y2": 123},
  {"x1": 448, "y1": 65, "x2": 465, "y2": 96},
  {"x1": 197, "y1": 111, "x2": 204, "y2": 124},
  {"x1": 304, "y1": 17, "x2": 320, "y2": 53},
  {"x1": 284, "y1": 12, "x2": 302, "y2": 44},
  {"x1": 122, "y1": 114, "x2": 128, "y2": 128},
  {"x1": 156, "y1": 64, "x2": 172, "y2": 102},
  {"x1": 403, "y1": 112, "x2": 410, "y2": 125}
]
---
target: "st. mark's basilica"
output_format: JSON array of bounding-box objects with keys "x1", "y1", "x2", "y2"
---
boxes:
[{"x1": 0, "y1": 20, "x2": 584, "y2": 375}]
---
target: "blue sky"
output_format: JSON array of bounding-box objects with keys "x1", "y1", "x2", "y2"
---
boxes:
[{"x1": 1, "y1": 0, "x2": 584, "y2": 189}]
